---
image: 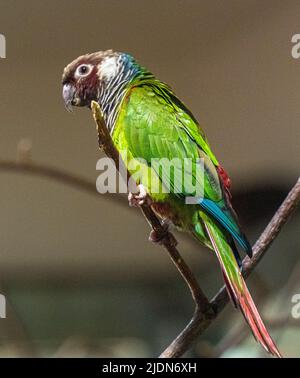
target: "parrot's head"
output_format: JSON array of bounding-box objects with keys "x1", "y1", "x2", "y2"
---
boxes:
[{"x1": 62, "y1": 50, "x2": 120, "y2": 111}]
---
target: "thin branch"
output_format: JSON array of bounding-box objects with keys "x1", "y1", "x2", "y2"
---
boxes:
[
  {"x1": 0, "y1": 159, "x2": 125, "y2": 204},
  {"x1": 160, "y1": 177, "x2": 300, "y2": 357},
  {"x1": 91, "y1": 101, "x2": 212, "y2": 315}
]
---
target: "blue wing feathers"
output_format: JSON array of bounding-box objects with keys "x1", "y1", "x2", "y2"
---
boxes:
[{"x1": 200, "y1": 198, "x2": 252, "y2": 256}]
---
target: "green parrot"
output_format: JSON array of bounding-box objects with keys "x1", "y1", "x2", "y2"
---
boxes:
[{"x1": 62, "y1": 50, "x2": 281, "y2": 357}]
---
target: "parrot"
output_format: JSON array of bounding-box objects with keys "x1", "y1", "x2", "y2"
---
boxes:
[{"x1": 62, "y1": 50, "x2": 281, "y2": 357}]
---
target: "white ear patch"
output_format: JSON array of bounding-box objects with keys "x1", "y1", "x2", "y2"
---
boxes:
[{"x1": 99, "y1": 56, "x2": 119, "y2": 80}]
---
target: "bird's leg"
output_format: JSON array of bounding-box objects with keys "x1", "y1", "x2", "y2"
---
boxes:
[
  {"x1": 149, "y1": 219, "x2": 176, "y2": 246},
  {"x1": 128, "y1": 184, "x2": 152, "y2": 207},
  {"x1": 128, "y1": 186, "x2": 176, "y2": 246}
]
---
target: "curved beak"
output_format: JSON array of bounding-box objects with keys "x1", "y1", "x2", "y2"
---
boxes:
[{"x1": 63, "y1": 83, "x2": 76, "y2": 112}]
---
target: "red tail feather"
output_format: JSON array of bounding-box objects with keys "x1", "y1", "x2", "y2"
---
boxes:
[
  {"x1": 222, "y1": 267, "x2": 281, "y2": 357},
  {"x1": 203, "y1": 219, "x2": 282, "y2": 357},
  {"x1": 237, "y1": 283, "x2": 282, "y2": 357},
  {"x1": 222, "y1": 263, "x2": 281, "y2": 357}
]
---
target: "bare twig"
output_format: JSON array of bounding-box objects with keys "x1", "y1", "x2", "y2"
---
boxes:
[
  {"x1": 91, "y1": 101, "x2": 212, "y2": 315},
  {"x1": 161, "y1": 178, "x2": 300, "y2": 357},
  {"x1": 2, "y1": 158, "x2": 298, "y2": 357},
  {"x1": 0, "y1": 159, "x2": 124, "y2": 204}
]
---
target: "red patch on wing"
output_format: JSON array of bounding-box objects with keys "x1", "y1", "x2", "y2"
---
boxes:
[{"x1": 217, "y1": 165, "x2": 232, "y2": 198}]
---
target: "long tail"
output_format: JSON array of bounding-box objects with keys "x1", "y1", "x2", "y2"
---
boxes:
[{"x1": 200, "y1": 211, "x2": 282, "y2": 358}]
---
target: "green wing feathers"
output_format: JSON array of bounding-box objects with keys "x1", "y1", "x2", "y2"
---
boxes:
[
  {"x1": 118, "y1": 84, "x2": 222, "y2": 200},
  {"x1": 117, "y1": 84, "x2": 248, "y2": 246}
]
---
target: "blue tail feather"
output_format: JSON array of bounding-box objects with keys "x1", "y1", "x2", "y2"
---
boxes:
[{"x1": 199, "y1": 198, "x2": 252, "y2": 256}]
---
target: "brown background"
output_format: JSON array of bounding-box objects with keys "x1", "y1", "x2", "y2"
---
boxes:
[{"x1": 0, "y1": 0, "x2": 299, "y2": 357}]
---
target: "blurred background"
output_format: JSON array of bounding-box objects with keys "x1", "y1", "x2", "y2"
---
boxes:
[{"x1": 0, "y1": 0, "x2": 299, "y2": 357}]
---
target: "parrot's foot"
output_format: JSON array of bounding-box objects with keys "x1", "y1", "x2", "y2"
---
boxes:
[
  {"x1": 149, "y1": 220, "x2": 177, "y2": 246},
  {"x1": 128, "y1": 184, "x2": 152, "y2": 207}
]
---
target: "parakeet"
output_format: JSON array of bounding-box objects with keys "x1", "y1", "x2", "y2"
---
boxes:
[{"x1": 62, "y1": 50, "x2": 281, "y2": 357}]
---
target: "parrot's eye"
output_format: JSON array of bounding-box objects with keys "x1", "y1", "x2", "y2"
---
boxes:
[{"x1": 75, "y1": 64, "x2": 93, "y2": 78}]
